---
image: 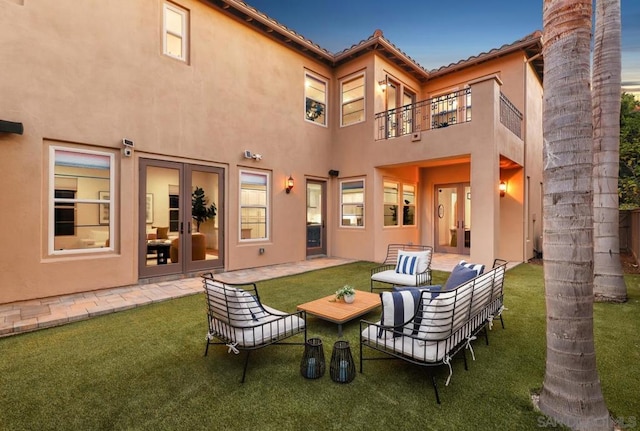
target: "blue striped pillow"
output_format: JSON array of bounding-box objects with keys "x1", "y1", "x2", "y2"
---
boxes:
[
  {"x1": 395, "y1": 254, "x2": 418, "y2": 275},
  {"x1": 379, "y1": 289, "x2": 422, "y2": 338},
  {"x1": 459, "y1": 260, "x2": 485, "y2": 276}
]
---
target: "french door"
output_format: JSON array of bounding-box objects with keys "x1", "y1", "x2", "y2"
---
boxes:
[
  {"x1": 139, "y1": 159, "x2": 224, "y2": 277},
  {"x1": 306, "y1": 180, "x2": 326, "y2": 257},
  {"x1": 435, "y1": 183, "x2": 471, "y2": 255}
]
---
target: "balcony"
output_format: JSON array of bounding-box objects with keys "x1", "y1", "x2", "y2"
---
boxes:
[
  {"x1": 499, "y1": 92, "x2": 523, "y2": 139},
  {"x1": 375, "y1": 89, "x2": 471, "y2": 141},
  {"x1": 374, "y1": 88, "x2": 523, "y2": 141}
]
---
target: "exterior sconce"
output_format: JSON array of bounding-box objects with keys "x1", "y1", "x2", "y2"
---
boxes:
[
  {"x1": 378, "y1": 80, "x2": 387, "y2": 91},
  {"x1": 285, "y1": 176, "x2": 294, "y2": 194},
  {"x1": 499, "y1": 181, "x2": 507, "y2": 197}
]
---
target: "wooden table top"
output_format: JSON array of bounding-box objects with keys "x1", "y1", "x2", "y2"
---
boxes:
[{"x1": 297, "y1": 291, "x2": 381, "y2": 324}]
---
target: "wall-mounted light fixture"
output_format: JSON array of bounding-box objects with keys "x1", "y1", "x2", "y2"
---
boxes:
[
  {"x1": 499, "y1": 181, "x2": 507, "y2": 197},
  {"x1": 0, "y1": 119, "x2": 24, "y2": 135},
  {"x1": 285, "y1": 175, "x2": 294, "y2": 194},
  {"x1": 378, "y1": 79, "x2": 387, "y2": 91}
]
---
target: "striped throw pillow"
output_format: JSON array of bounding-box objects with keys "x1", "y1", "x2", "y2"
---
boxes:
[
  {"x1": 459, "y1": 260, "x2": 485, "y2": 276},
  {"x1": 395, "y1": 253, "x2": 418, "y2": 275},
  {"x1": 379, "y1": 289, "x2": 422, "y2": 338}
]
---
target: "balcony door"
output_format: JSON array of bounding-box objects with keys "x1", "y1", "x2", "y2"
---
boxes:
[
  {"x1": 435, "y1": 183, "x2": 471, "y2": 255},
  {"x1": 139, "y1": 159, "x2": 224, "y2": 278},
  {"x1": 306, "y1": 180, "x2": 326, "y2": 257},
  {"x1": 385, "y1": 79, "x2": 416, "y2": 138}
]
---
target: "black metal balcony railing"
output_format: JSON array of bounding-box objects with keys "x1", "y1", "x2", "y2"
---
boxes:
[
  {"x1": 375, "y1": 88, "x2": 471, "y2": 140},
  {"x1": 499, "y1": 92, "x2": 523, "y2": 138}
]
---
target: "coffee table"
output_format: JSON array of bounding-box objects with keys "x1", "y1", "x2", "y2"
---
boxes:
[{"x1": 297, "y1": 291, "x2": 381, "y2": 337}]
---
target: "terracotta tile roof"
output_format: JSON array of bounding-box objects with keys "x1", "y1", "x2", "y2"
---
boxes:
[
  {"x1": 206, "y1": 1, "x2": 543, "y2": 82},
  {"x1": 428, "y1": 31, "x2": 543, "y2": 79}
]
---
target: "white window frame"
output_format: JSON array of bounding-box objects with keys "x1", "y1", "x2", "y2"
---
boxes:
[
  {"x1": 340, "y1": 72, "x2": 366, "y2": 127},
  {"x1": 239, "y1": 169, "x2": 270, "y2": 241},
  {"x1": 304, "y1": 71, "x2": 328, "y2": 127},
  {"x1": 49, "y1": 146, "x2": 115, "y2": 255},
  {"x1": 163, "y1": 2, "x2": 188, "y2": 62},
  {"x1": 340, "y1": 179, "x2": 365, "y2": 228}
]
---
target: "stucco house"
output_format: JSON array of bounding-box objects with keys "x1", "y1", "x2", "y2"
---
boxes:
[{"x1": 0, "y1": 0, "x2": 544, "y2": 304}]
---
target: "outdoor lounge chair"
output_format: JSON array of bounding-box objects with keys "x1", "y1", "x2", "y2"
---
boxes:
[
  {"x1": 370, "y1": 244, "x2": 433, "y2": 292},
  {"x1": 202, "y1": 274, "x2": 307, "y2": 382}
]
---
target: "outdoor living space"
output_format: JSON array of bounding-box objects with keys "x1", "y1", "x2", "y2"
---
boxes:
[{"x1": 1, "y1": 257, "x2": 638, "y2": 430}]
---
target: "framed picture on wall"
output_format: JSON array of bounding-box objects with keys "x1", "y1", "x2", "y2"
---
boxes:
[
  {"x1": 99, "y1": 191, "x2": 110, "y2": 225},
  {"x1": 146, "y1": 193, "x2": 154, "y2": 224}
]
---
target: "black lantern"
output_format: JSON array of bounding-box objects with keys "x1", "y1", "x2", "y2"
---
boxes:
[
  {"x1": 300, "y1": 338, "x2": 325, "y2": 379},
  {"x1": 329, "y1": 340, "x2": 356, "y2": 383}
]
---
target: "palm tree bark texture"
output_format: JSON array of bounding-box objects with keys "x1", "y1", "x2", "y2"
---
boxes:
[
  {"x1": 592, "y1": 0, "x2": 627, "y2": 302},
  {"x1": 539, "y1": 0, "x2": 612, "y2": 429}
]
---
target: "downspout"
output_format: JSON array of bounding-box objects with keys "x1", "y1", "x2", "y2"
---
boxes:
[{"x1": 523, "y1": 53, "x2": 542, "y2": 261}]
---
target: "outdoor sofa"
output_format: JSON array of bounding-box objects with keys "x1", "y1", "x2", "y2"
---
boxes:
[{"x1": 360, "y1": 259, "x2": 507, "y2": 403}]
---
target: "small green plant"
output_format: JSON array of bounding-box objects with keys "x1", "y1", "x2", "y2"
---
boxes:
[{"x1": 335, "y1": 284, "x2": 355, "y2": 300}]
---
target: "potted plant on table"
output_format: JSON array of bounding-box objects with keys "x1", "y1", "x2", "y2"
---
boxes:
[{"x1": 335, "y1": 285, "x2": 356, "y2": 304}]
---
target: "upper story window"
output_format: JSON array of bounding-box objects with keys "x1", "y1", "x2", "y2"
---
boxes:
[
  {"x1": 383, "y1": 181, "x2": 416, "y2": 227},
  {"x1": 240, "y1": 170, "x2": 270, "y2": 241},
  {"x1": 50, "y1": 147, "x2": 114, "y2": 254},
  {"x1": 305, "y1": 72, "x2": 327, "y2": 126},
  {"x1": 341, "y1": 73, "x2": 365, "y2": 126},
  {"x1": 341, "y1": 179, "x2": 364, "y2": 227},
  {"x1": 163, "y1": 2, "x2": 188, "y2": 62}
]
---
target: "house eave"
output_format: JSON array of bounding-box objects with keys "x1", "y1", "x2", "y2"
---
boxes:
[{"x1": 200, "y1": 0, "x2": 336, "y2": 66}]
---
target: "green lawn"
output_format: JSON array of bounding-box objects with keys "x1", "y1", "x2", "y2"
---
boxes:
[{"x1": 1, "y1": 262, "x2": 638, "y2": 430}]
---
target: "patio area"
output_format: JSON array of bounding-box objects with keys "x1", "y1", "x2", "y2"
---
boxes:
[
  {"x1": 0, "y1": 253, "x2": 482, "y2": 337},
  {"x1": 1, "y1": 258, "x2": 637, "y2": 430}
]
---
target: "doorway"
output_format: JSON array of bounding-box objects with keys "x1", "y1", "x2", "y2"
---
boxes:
[
  {"x1": 306, "y1": 180, "x2": 326, "y2": 257},
  {"x1": 435, "y1": 183, "x2": 471, "y2": 255},
  {"x1": 139, "y1": 159, "x2": 224, "y2": 277}
]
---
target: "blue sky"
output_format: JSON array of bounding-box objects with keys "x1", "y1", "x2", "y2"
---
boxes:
[{"x1": 245, "y1": 0, "x2": 640, "y2": 94}]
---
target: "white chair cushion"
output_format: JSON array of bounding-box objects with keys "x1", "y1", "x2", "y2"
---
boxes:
[
  {"x1": 361, "y1": 323, "x2": 447, "y2": 362},
  {"x1": 371, "y1": 270, "x2": 421, "y2": 286}
]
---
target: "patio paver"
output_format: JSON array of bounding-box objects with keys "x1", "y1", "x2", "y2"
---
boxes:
[{"x1": 0, "y1": 253, "x2": 510, "y2": 337}]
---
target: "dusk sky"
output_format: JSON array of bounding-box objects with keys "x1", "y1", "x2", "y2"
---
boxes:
[{"x1": 245, "y1": 0, "x2": 640, "y2": 95}]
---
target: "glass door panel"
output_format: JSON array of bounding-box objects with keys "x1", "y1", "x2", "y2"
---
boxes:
[
  {"x1": 435, "y1": 183, "x2": 470, "y2": 255},
  {"x1": 306, "y1": 180, "x2": 326, "y2": 256},
  {"x1": 141, "y1": 162, "x2": 182, "y2": 276},
  {"x1": 463, "y1": 185, "x2": 471, "y2": 253},
  {"x1": 188, "y1": 166, "x2": 223, "y2": 271},
  {"x1": 386, "y1": 82, "x2": 398, "y2": 138}
]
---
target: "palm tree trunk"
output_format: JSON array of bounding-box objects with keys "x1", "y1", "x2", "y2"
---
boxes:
[
  {"x1": 592, "y1": 0, "x2": 627, "y2": 302},
  {"x1": 539, "y1": 1, "x2": 612, "y2": 429}
]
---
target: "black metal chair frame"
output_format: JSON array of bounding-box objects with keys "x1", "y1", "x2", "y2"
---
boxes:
[
  {"x1": 360, "y1": 259, "x2": 507, "y2": 404},
  {"x1": 370, "y1": 244, "x2": 433, "y2": 292},
  {"x1": 202, "y1": 273, "x2": 307, "y2": 382}
]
